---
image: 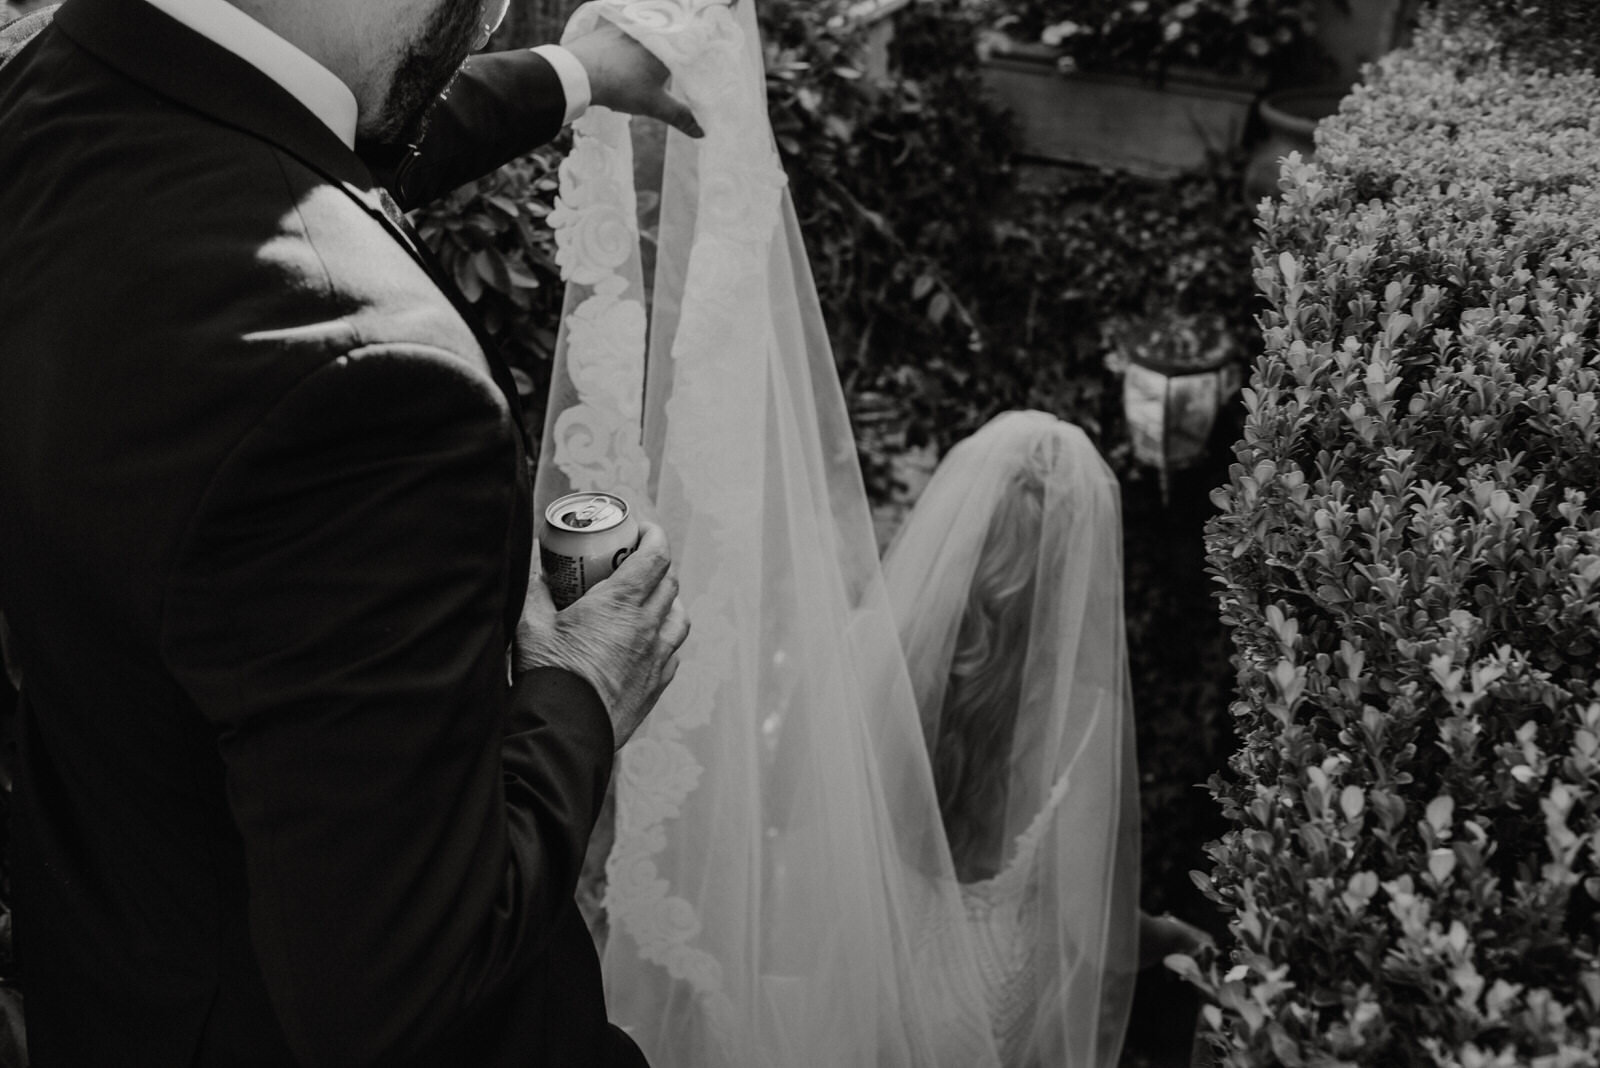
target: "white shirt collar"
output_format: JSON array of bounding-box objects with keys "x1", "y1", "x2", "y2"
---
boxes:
[{"x1": 140, "y1": 0, "x2": 359, "y2": 149}]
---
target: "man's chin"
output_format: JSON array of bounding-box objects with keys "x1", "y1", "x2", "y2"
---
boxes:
[
  {"x1": 360, "y1": 66, "x2": 466, "y2": 153},
  {"x1": 355, "y1": 115, "x2": 427, "y2": 154}
]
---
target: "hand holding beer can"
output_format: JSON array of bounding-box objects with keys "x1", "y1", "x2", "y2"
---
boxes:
[{"x1": 539, "y1": 492, "x2": 641, "y2": 609}]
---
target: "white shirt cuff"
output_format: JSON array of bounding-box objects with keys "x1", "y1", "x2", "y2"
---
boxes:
[{"x1": 531, "y1": 44, "x2": 592, "y2": 127}]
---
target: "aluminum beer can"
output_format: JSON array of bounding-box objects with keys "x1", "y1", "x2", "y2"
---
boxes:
[{"x1": 539, "y1": 492, "x2": 640, "y2": 609}]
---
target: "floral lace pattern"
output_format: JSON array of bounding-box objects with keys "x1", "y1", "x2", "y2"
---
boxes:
[
  {"x1": 553, "y1": 0, "x2": 788, "y2": 1049},
  {"x1": 546, "y1": 97, "x2": 651, "y2": 499}
]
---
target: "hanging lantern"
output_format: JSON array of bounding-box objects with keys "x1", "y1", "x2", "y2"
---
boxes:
[{"x1": 1110, "y1": 311, "x2": 1244, "y2": 492}]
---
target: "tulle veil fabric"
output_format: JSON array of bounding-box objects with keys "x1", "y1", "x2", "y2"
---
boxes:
[
  {"x1": 881, "y1": 410, "x2": 1142, "y2": 1065},
  {"x1": 533, "y1": 3, "x2": 1137, "y2": 1064}
]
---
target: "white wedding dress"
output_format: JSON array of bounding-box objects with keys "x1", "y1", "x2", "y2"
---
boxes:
[{"x1": 533, "y1": 3, "x2": 1139, "y2": 1065}]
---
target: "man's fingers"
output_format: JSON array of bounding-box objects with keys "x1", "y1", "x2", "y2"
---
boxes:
[
  {"x1": 612, "y1": 519, "x2": 672, "y2": 594},
  {"x1": 655, "y1": 92, "x2": 704, "y2": 139},
  {"x1": 569, "y1": 20, "x2": 702, "y2": 137},
  {"x1": 641, "y1": 565, "x2": 679, "y2": 616},
  {"x1": 662, "y1": 596, "x2": 690, "y2": 651}
]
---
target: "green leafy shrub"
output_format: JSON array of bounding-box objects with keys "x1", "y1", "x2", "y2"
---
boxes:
[
  {"x1": 973, "y1": 0, "x2": 1320, "y2": 80},
  {"x1": 412, "y1": 141, "x2": 569, "y2": 441},
  {"x1": 1190, "y1": 11, "x2": 1600, "y2": 1064},
  {"x1": 761, "y1": 0, "x2": 1017, "y2": 486},
  {"x1": 764, "y1": 0, "x2": 1260, "y2": 462},
  {"x1": 489, "y1": 0, "x2": 581, "y2": 52},
  {"x1": 1433, "y1": 0, "x2": 1600, "y2": 75}
]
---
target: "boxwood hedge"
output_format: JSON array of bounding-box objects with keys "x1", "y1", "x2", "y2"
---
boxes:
[{"x1": 1187, "y1": 11, "x2": 1600, "y2": 1066}]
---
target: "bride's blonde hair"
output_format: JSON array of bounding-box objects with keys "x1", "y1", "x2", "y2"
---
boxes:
[{"x1": 931, "y1": 442, "x2": 1053, "y2": 883}]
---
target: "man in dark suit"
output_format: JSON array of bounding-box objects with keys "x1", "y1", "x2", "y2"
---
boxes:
[{"x1": 0, "y1": 0, "x2": 699, "y2": 1063}]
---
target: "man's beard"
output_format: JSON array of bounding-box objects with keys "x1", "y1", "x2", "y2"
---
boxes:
[{"x1": 362, "y1": 0, "x2": 483, "y2": 149}]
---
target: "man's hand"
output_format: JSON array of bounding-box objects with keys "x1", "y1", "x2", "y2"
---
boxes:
[
  {"x1": 562, "y1": 17, "x2": 704, "y2": 138},
  {"x1": 516, "y1": 520, "x2": 689, "y2": 749}
]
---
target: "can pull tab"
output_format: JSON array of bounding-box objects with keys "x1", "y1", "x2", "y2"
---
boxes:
[{"x1": 561, "y1": 496, "x2": 617, "y2": 530}]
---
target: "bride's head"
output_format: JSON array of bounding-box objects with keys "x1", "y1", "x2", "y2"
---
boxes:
[
  {"x1": 933, "y1": 435, "x2": 1056, "y2": 881},
  {"x1": 888, "y1": 410, "x2": 1119, "y2": 883}
]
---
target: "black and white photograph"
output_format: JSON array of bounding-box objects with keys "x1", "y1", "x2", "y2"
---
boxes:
[{"x1": 0, "y1": 0, "x2": 1595, "y2": 1064}]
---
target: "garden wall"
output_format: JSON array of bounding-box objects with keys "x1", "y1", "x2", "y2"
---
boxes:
[{"x1": 1191, "y1": 10, "x2": 1600, "y2": 1065}]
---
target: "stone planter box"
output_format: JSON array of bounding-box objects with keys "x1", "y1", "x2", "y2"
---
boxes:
[{"x1": 978, "y1": 41, "x2": 1263, "y2": 178}]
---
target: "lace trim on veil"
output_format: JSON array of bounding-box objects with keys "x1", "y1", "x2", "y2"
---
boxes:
[
  {"x1": 553, "y1": 0, "x2": 787, "y2": 1045},
  {"x1": 546, "y1": 95, "x2": 652, "y2": 498}
]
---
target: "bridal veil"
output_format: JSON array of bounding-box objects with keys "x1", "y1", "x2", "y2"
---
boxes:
[
  {"x1": 881, "y1": 410, "x2": 1141, "y2": 1065},
  {"x1": 533, "y1": 3, "x2": 1138, "y2": 1064}
]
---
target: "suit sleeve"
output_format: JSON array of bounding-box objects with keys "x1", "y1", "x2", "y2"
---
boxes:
[
  {"x1": 372, "y1": 50, "x2": 569, "y2": 211},
  {"x1": 160, "y1": 344, "x2": 613, "y2": 1066}
]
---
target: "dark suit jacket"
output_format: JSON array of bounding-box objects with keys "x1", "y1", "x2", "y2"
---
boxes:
[{"x1": 0, "y1": 1, "x2": 646, "y2": 1064}]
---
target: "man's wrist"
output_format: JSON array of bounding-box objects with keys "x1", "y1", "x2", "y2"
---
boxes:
[
  {"x1": 510, "y1": 665, "x2": 617, "y2": 756},
  {"x1": 530, "y1": 44, "x2": 591, "y2": 126},
  {"x1": 513, "y1": 622, "x2": 608, "y2": 707}
]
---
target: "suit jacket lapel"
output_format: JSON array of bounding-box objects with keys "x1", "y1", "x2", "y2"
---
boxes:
[{"x1": 54, "y1": 0, "x2": 533, "y2": 456}]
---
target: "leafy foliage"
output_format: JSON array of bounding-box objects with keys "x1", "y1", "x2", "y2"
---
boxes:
[
  {"x1": 761, "y1": 0, "x2": 1015, "y2": 485},
  {"x1": 763, "y1": 0, "x2": 1259, "y2": 461},
  {"x1": 489, "y1": 0, "x2": 581, "y2": 52},
  {"x1": 972, "y1": 0, "x2": 1321, "y2": 80},
  {"x1": 1433, "y1": 0, "x2": 1600, "y2": 75},
  {"x1": 412, "y1": 140, "x2": 570, "y2": 441},
  {"x1": 1188, "y1": 12, "x2": 1600, "y2": 1064}
]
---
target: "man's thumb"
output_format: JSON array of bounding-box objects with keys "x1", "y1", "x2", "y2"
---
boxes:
[{"x1": 657, "y1": 93, "x2": 704, "y2": 139}]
